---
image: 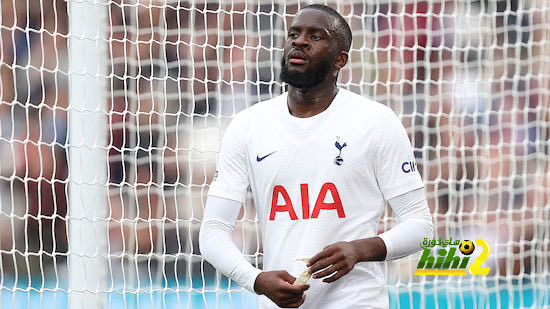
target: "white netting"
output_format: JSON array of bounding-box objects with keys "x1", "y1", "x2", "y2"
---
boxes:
[{"x1": 0, "y1": 0, "x2": 548, "y2": 308}]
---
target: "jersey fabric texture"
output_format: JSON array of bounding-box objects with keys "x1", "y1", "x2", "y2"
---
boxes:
[{"x1": 208, "y1": 89, "x2": 424, "y2": 308}]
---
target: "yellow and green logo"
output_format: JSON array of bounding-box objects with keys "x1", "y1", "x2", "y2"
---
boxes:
[{"x1": 414, "y1": 238, "x2": 491, "y2": 276}]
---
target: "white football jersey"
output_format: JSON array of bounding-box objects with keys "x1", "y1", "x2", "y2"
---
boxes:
[{"x1": 208, "y1": 89, "x2": 424, "y2": 308}]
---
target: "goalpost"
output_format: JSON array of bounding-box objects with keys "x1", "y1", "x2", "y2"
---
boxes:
[
  {"x1": 0, "y1": 0, "x2": 548, "y2": 308},
  {"x1": 68, "y1": 0, "x2": 108, "y2": 308}
]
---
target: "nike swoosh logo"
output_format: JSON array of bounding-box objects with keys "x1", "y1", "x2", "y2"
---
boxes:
[{"x1": 257, "y1": 151, "x2": 277, "y2": 162}]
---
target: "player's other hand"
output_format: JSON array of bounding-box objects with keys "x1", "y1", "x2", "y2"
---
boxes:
[
  {"x1": 254, "y1": 270, "x2": 309, "y2": 308},
  {"x1": 308, "y1": 241, "x2": 361, "y2": 283}
]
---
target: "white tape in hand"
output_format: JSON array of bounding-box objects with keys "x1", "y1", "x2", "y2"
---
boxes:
[{"x1": 293, "y1": 257, "x2": 312, "y2": 286}]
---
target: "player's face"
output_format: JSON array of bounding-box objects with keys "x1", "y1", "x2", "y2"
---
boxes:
[{"x1": 280, "y1": 9, "x2": 339, "y2": 89}]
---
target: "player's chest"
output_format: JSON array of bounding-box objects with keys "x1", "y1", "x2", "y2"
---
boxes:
[{"x1": 245, "y1": 127, "x2": 373, "y2": 183}]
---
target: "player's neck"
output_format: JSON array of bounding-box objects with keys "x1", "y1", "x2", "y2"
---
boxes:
[{"x1": 287, "y1": 82, "x2": 339, "y2": 118}]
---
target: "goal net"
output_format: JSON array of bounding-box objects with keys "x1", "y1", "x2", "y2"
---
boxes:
[{"x1": 0, "y1": 0, "x2": 548, "y2": 308}]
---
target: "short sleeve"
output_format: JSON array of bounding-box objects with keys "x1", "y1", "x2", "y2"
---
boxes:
[
  {"x1": 208, "y1": 114, "x2": 250, "y2": 203},
  {"x1": 374, "y1": 108, "x2": 424, "y2": 200}
]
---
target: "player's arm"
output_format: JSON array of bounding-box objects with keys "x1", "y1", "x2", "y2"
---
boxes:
[
  {"x1": 308, "y1": 188, "x2": 433, "y2": 282},
  {"x1": 200, "y1": 114, "x2": 308, "y2": 308},
  {"x1": 199, "y1": 196, "x2": 261, "y2": 290},
  {"x1": 377, "y1": 188, "x2": 434, "y2": 260},
  {"x1": 200, "y1": 197, "x2": 309, "y2": 308}
]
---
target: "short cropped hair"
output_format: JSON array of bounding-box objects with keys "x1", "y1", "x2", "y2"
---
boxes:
[{"x1": 302, "y1": 4, "x2": 352, "y2": 53}]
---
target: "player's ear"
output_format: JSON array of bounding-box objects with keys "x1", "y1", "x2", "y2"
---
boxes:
[{"x1": 335, "y1": 51, "x2": 348, "y2": 70}]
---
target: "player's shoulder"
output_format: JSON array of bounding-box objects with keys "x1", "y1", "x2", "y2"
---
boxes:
[
  {"x1": 231, "y1": 93, "x2": 285, "y2": 124},
  {"x1": 248, "y1": 93, "x2": 286, "y2": 115},
  {"x1": 337, "y1": 89, "x2": 397, "y2": 121}
]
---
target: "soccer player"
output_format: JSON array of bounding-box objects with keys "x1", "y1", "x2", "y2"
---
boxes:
[{"x1": 199, "y1": 4, "x2": 434, "y2": 308}]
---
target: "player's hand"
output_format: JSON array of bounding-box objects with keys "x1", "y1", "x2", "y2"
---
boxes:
[
  {"x1": 254, "y1": 270, "x2": 309, "y2": 308},
  {"x1": 308, "y1": 241, "x2": 361, "y2": 283}
]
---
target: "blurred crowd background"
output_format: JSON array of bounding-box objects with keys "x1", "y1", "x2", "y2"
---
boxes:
[{"x1": 0, "y1": 0, "x2": 548, "y2": 302}]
